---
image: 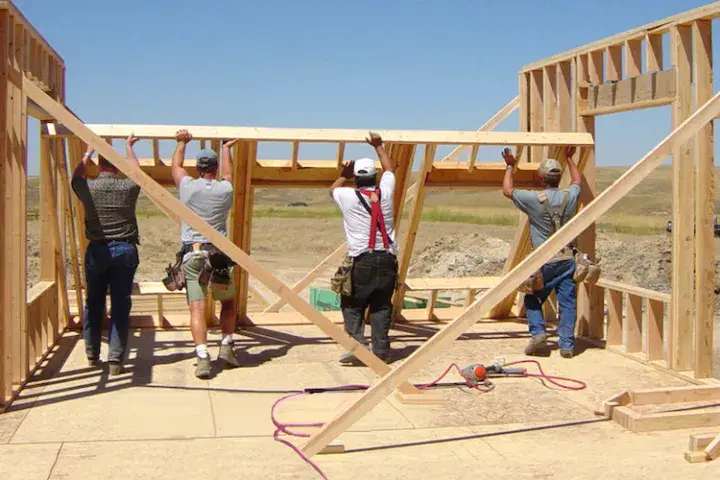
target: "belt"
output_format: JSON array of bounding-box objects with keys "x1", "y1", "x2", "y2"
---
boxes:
[{"x1": 90, "y1": 238, "x2": 138, "y2": 245}]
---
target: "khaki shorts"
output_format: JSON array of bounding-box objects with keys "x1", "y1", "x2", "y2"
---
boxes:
[{"x1": 182, "y1": 255, "x2": 235, "y2": 303}]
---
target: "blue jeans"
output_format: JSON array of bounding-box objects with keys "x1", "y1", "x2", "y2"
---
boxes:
[
  {"x1": 524, "y1": 259, "x2": 577, "y2": 351},
  {"x1": 83, "y1": 241, "x2": 139, "y2": 363}
]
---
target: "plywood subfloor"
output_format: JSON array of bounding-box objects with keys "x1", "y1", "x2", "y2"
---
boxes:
[{"x1": 1, "y1": 320, "x2": 717, "y2": 479}]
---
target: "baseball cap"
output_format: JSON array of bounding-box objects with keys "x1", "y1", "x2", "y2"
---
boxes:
[
  {"x1": 196, "y1": 149, "x2": 218, "y2": 170},
  {"x1": 538, "y1": 158, "x2": 562, "y2": 177},
  {"x1": 353, "y1": 157, "x2": 377, "y2": 177}
]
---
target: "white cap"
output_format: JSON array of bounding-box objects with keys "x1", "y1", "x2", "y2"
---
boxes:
[{"x1": 353, "y1": 158, "x2": 377, "y2": 177}]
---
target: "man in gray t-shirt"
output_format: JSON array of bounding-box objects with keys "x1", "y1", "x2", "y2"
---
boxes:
[
  {"x1": 502, "y1": 145, "x2": 582, "y2": 359},
  {"x1": 171, "y1": 129, "x2": 242, "y2": 378}
]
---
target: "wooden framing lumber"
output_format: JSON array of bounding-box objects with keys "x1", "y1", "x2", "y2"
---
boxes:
[
  {"x1": 646, "y1": 34, "x2": 664, "y2": 73},
  {"x1": 392, "y1": 144, "x2": 436, "y2": 319},
  {"x1": 625, "y1": 39, "x2": 642, "y2": 77},
  {"x1": 692, "y1": 19, "x2": 714, "y2": 379},
  {"x1": 605, "y1": 45, "x2": 622, "y2": 82},
  {"x1": 56, "y1": 137, "x2": 83, "y2": 325},
  {"x1": 262, "y1": 97, "x2": 521, "y2": 313},
  {"x1": 299, "y1": 87, "x2": 720, "y2": 457},
  {"x1": 263, "y1": 244, "x2": 346, "y2": 313},
  {"x1": 520, "y1": 1, "x2": 720, "y2": 71},
  {"x1": 0, "y1": 9, "x2": 11, "y2": 405},
  {"x1": 581, "y1": 70, "x2": 677, "y2": 116},
  {"x1": 670, "y1": 24, "x2": 694, "y2": 371},
  {"x1": 646, "y1": 298, "x2": 664, "y2": 362},
  {"x1": 594, "y1": 278, "x2": 671, "y2": 303},
  {"x1": 625, "y1": 294, "x2": 642, "y2": 353},
  {"x1": 389, "y1": 143, "x2": 417, "y2": 237},
  {"x1": 630, "y1": 384, "x2": 720, "y2": 405},
  {"x1": 575, "y1": 57, "x2": 598, "y2": 337},
  {"x1": 231, "y1": 141, "x2": 255, "y2": 323},
  {"x1": 689, "y1": 432, "x2": 719, "y2": 451},
  {"x1": 24, "y1": 78, "x2": 424, "y2": 396},
  {"x1": 542, "y1": 65, "x2": 558, "y2": 160},
  {"x1": 443, "y1": 96, "x2": 519, "y2": 164},
  {"x1": 529, "y1": 69, "x2": 543, "y2": 162},
  {"x1": 606, "y1": 288, "x2": 623, "y2": 346},
  {"x1": 45, "y1": 124, "x2": 594, "y2": 146},
  {"x1": 404, "y1": 276, "x2": 500, "y2": 291},
  {"x1": 40, "y1": 138, "x2": 70, "y2": 331}
]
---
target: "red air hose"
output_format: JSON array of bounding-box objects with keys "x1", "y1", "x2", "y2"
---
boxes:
[{"x1": 271, "y1": 359, "x2": 586, "y2": 479}]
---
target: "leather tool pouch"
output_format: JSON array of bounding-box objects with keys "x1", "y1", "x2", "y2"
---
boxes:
[
  {"x1": 331, "y1": 255, "x2": 354, "y2": 297},
  {"x1": 518, "y1": 270, "x2": 544, "y2": 294},
  {"x1": 573, "y1": 251, "x2": 601, "y2": 284},
  {"x1": 162, "y1": 250, "x2": 187, "y2": 292}
]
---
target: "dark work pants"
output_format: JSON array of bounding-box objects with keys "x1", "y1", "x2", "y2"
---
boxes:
[
  {"x1": 83, "y1": 241, "x2": 139, "y2": 363},
  {"x1": 340, "y1": 251, "x2": 398, "y2": 357}
]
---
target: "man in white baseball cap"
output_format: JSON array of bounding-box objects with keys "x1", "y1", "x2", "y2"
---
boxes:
[
  {"x1": 329, "y1": 132, "x2": 398, "y2": 364},
  {"x1": 502, "y1": 146, "x2": 582, "y2": 359}
]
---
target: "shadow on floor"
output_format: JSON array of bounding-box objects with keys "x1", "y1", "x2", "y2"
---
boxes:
[{"x1": 7, "y1": 319, "x2": 604, "y2": 413}]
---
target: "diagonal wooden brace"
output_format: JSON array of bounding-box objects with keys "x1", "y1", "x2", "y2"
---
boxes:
[
  {"x1": 299, "y1": 89, "x2": 720, "y2": 457},
  {"x1": 22, "y1": 77, "x2": 422, "y2": 395}
]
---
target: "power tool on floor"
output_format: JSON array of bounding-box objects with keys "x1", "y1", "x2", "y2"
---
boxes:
[{"x1": 460, "y1": 359, "x2": 526, "y2": 387}]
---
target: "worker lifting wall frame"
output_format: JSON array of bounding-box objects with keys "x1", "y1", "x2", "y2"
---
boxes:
[
  {"x1": 261, "y1": 95, "x2": 520, "y2": 314},
  {"x1": 298, "y1": 90, "x2": 720, "y2": 457},
  {"x1": 24, "y1": 78, "x2": 591, "y2": 398}
]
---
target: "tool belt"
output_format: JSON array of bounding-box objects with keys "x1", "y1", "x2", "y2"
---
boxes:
[
  {"x1": 518, "y1": 190, "x2": 601, "y2": 294},
  {"x1": 162, "y1": 242, "x2": 236, "y2": 292},
  {"x1": 330, "y1": 254, "x2": 354, "y2": 297}
]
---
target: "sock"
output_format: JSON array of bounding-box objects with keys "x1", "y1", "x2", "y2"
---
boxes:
[
  {"x1": 196, "y1": 344, "x2": 209, "y2": 358},
  {"x1": 221, "y1": 334, "x2": 233, "y2": 346}
]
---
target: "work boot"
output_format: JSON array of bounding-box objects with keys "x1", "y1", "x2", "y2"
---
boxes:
[
  {"x1": 218, "y1": 344, "x2": 241, "y2": 369},
  {"x1": 524, "y1": 334, "x2": 549, "y2": 356},
  {"x1": 108, "y1": 362, "x2": 124, "y2": 376},
  {"x1": 375, "y1": 351, "x2": 391, "y2": 364},
  {"x1": 560, "y1": 349, "x2": 574, "y2": 359},
  {"x1": 339, "y1": 351, "x2": 358, "y2": 364},
  {"x1": 195, "y1": 355, "x2": 212, "y2": 379},
  {"x1": 88, "y1": 357, "x2": 100, "y2": 368}
]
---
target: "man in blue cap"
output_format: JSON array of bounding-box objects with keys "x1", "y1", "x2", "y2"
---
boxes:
[{"x1": 171, "y1": 129, "x2": 241, "y2": 378}]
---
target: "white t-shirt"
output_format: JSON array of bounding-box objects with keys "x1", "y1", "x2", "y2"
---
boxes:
[{"x1": 332, "y1": 171, "x2": 398, "y2": 258}]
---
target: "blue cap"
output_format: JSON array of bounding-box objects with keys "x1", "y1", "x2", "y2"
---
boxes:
[{"x1": 196, "y1": 149, "x2": 218, "y2": 169}]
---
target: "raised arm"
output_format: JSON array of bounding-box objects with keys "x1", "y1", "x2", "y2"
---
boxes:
[
  {"x1": 565, "y1": 145, "x2": 581, "y2": 186},
  {"x1": 221, "y1": 138, "x2": 241, "y2": 183},
  {"x1": 366, "y1": 131, "x2": 393, "y2": 173},
  {"x1": 125, "y1": 133, "x2": 140, "y2": 168},
  {"x1": 329, "y1": 161, "x2": 354, "y2": 198},
  {"x1": 72, "y1": 144, "x2": 94, "y2": 179},
  {"x1": 171, "y1": 129, "x2": 192, "y2": 187},
  {"x1": 501, "y1": 148, "x2": 516, "y2": 198}
]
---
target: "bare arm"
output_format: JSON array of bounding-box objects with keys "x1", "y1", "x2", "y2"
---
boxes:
[
  {"x1": 565, "y1": 146, "x2": 581, "y2": 186},
  {"x1": 329, "y1": 162, "x2": 354, "y2": 198},
  {"x1": 171, "y1": 129, "x2": 192, "y2": 188},
  {"x1": 501, "y1": 148, "x2": 515, "y2": 198},
  {"x1": 125, "y1": 134, "x2": 140, "y2": 168},
  {"x1": 221, "y1": 138, "x2": 241, "y2": 183},
  {"x1": 366, "y1": 132, "x2": 393, "y2": 173},
  {"x1": 72, "y1": 144, "x2": 93, "y2": 179}
]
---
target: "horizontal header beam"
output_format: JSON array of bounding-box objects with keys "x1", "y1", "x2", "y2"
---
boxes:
[
  {"x1": 521, "y1": 1, "x2": 720, "y2": 72},
  {"x1": 43, "y1": 123, "x2": 594, "y2": 146},
  {"x1": 79, "y1": 158, "x2": 543, "y2": 189}
]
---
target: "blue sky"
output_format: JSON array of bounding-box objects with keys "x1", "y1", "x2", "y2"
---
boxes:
[{"x1": 14, "y1": 0, "x2": 718, "y2": 175}]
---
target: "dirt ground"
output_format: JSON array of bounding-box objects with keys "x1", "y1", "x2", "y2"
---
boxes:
[
  {"x1": 25, "y1": 215, "x2": 720, "y2": 377},
  {"x1": 27, "y1": 216, "x2": 720, "y2": 298}
]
